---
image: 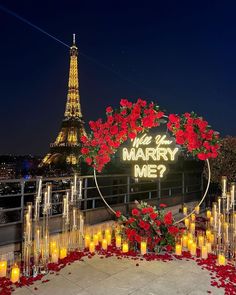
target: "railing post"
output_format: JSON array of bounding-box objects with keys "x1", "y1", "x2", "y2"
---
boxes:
[
  {"x1": 126, "y1": 176, "x2": 130, "y2": 203},
  {"x1": 84, "y1": 178, "x2": 88, "y2": 210},
  {"x1": 182, "y1": 172, "x2": 185, "y2": 205},
  {"x1": 20, "y1": 179, "x2": 25, "y2": 223},
  {"x1": 158, "y1": 178, "x2": 161, "y2": 200}
]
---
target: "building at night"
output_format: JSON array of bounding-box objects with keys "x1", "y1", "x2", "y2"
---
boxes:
[{"x1": 40, "y1": 35, "x2": 86, "y2": 172}]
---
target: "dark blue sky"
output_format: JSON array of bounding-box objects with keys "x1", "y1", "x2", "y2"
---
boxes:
[{"x1": 0, "y1": 0, "x2": 235, "y2": 155}]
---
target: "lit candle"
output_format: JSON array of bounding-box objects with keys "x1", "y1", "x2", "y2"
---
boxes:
[
  {"x1": 218, "y1": 254, "x2": 226, "y2": 266},
  {"x1": 206, "y1": 210, "x2": 211, "y2": 219},
  {"x1": 97, "y1": 231, "x2": 103, "y2": 242},
  {"x1": 190, "y1": 222, "x2": 195, "y2": 234},
  {"x1": 78, "y1": 179, "x2": 83, "y2": 199},
  {"x1": 201, "y1": 245, "x2": 208, "y2": 259},
  {"x1": 221, "y1": 176, "x2": 227, "y2": 196},
  {"x1": 0, "y1": 260, "x2": 7, "y2": 277},
  {"x1": 195, "y1": 205, "x2": 200, "y2": 214},
  {"x1": 89, "y1": 241, "x2": 95, "y2": 253},
  {"x1": 51, "y1": 248, "x2": 59, "y2": 263},
  {"x1": 182, "y1": 235, "x2": 188, "y2": 248},
  {"x1": 140, "y1": 241, "x2": 147, "y2": 255},
  {"x1": 79, "y1": 214, "x2": 84, "y2": 236},
  {"x1": 105, "y1": 229, "x2": 111, "y2": 238},
  {"x1": 102, "y1": 239, "x2": 108, "y2": 250},
  {"x1": 10, "y1": 264, "x2": 20, "y2": 283},
  {"x1": 209, "y1": 233, "x2": 215, "y2": 244},
  {"x1": 93, "y1": 234, "x2": 99, "y2": 246},
  {"x1": 198, "y1": 235, "x2": 204, "y2": 248},
  {"x1": 218, "y1": 219, "x2": 221, "y2": 236},
  {"x1": 84, "y1": 234, "x2": 90, "y2": 248},
  {"x1": 218, "y1": 198, "x2": 221, "y2": 215},
  {"x1": 191, "y1": 214, "x2": 196, "y2": 222},
  {"x1": 122, "y1": 242, "x2": 129, "y2": 253},
  {"x1": 175, "y1": 244, "x2": 182, "y2": 256},
  {"x1": 183, "y1": 206, "x2": 187, "y2": 216},
  {"x1": 226, "y1": 193, "x2": 230, "y2": 212},
  {"x1": 231, "y1": 182, "x2": 235, "y2": 207},
  {"x1": 224, "y1": 223, "x2": 229, "y2": 243},
  {"x1": 206, "y1": 230, "x2": 211, "y2": 240},
  {"x1": 190, "y1": 242, "x2": 196, "y2": 256},
  {"x1": 50, "y1": 241, "x2": 57, "y2": 254},
  {"x1": 206, "y1": 242, "x2": 212, "y2": 253},
  {"x1": 107, "y1": 234, "x2": 112, "y2": 245},
  {"x1": 116, "y1": 235, "x2": 122, "y2": 248},
  {"x1": 59, "y1": 247, "x2": 67, "y2": 259},
  {"x1": 187, "y1": 239, "x2": 193, "y2": 251},
  {"x1": 184, "y1": 218, "x2": 190, "y2": 229}
]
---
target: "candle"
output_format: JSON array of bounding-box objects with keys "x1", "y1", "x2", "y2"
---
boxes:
[
  {"x1": 0, "y1": 260, "x2": 7, "y2": 277},
  {"x1": 79, "y1": 215, "x2": 84, "y2": 236},
  {"x1": 198, "y1": 235, "x2": 204, "y2": 248},
  {"x1": 79, "y1": 179, "x2": 83, "y2": 199},
  {"x1": 190, "y1": 242, "x2": 196, "y2": 256},
  {"x1": 206, "y1": 242, "x2": 212, "y2": 253},
  {"x1": 10, "y1": 264, "x2": 20, "y2": 283},
  {"x1": 201, "y1": 245, "x2": 208, "y2": 259},
  {"x1": 51, "y1": 248, "x2": 59, "y2": 263},
  {"x1": 209, "y1": 233, "x2": 215, "y2": 244},
  {"x1": 218, "y1": 254, "x2": 226, "y2": 266},
  {"x1": 105, "y1": 229, "x2": 111, "y2": 238},
  {"x1": 102, "y1": 239, "x2": 108, "y2": 250},
  {"x1": 231, "y1": 182, "x2": 235, "y2": 207},
  {"x1": 85, "y1": 234, "x2": 90, "y2": 248},
  {"x1": 222, "y1": 176, "x2": 227, "y2": 196},
  {"x1": 206, "y1": 210, "x2": 211, "y2": 219},
  {"x1": 184, "y1": 218, "x2": 190, "y2": 229},
  {"x1": 50, "y1": 241, "x2": 57, "y2": 254},
  {"x1": 209, "y1": 217, "x2": 214, "y2": 226},
  {"x1": 107, "y1": 234, "x2": 112, "y2": 245},
  {"x1": 224, "y1": 223, "x2": 229, "y2": 243},
  {"x1": 122, "y1": 242, "x2": 129, "y2": 253},
  {"x1": 206, "y1": 230, "x2": 211, "y2": 240},
  {"x1": 187, "y1": 239, "x2": 193, "y2": 251},
  {"x1": 59, "y1": 248, "x2": 67, "y2": 259},
  {"x1": 116, "y1": 235, "x2": 122, "y2": 248},
  {"x1": 218, "y1": 198, "x2": 221, "y2": 215},
  {"x1": 195, "y1": 205, "x2": 200, "y2": 214},
  {"x1": 226, "y1": 193, "x2": 230, "y2": 212},
  {"x1": 183, "y1": 206, "x2": 187, "y2": 216},
  {"x1": 182, "y1": 235, "x2": 188, "y2": 248},
  {"x1": 218, "y1": 219, "x2": 222, "y2": 236},
  {"x1": 93, "y1": 234, "x2": 99, "y2": 246},
  {"x1": 175, "y1": 244, "x2": 182, "y2": 256},
  {"x1": 190, "y1": 222, "x2": 195, "y2": 234},
  {"x1": 89, "y1": 241, "x2": 95, "y2": 253},
  {"x1": 140, "y1": 241, "x2": 147, "y2": 255},
  {"x1": 97, "y1": 231, "x2": 103, "y2": 242},
  {"x1": 191, "y1": 214, "x2": 196, "y2": 222}
]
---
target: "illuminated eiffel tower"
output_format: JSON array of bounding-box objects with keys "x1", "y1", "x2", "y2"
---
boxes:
[{"x1": 40, "y1": 34, "x2": 85, "y2": 170}]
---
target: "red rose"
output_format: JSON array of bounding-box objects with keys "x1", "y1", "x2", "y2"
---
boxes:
[
  {"x1": 127, "y1": 217, "x2": 135, "y2": 224},
  {"x1": 144, "y1": 222, "x2": 150, "y2": 231},
  {"x1": 168, "y1": 226, "x2": 179, "y2": 235},
  {"x1": 110, "y1": 125, "x2": 119, "y2": 135},
  {"x1": 169, "y1": 114, "x2": 179, "y2": 123},
  {"x1": 197, "y1": 153, "x2": 207, "y2": 160},
  {"x1": 135, "y1": 234, "x2": 141, "y2": 243},
  {"x1": 116, "y1": 211, "x2": 121, "y2": 218},
  {"x1": 132, "y1": 208, "x2": 140, "y2": 216},
  {"x1": 128, "y1": 132, "x2": 136, "y2": 139},
  {"x1": 166, "y1": 245, "x2": 172, "y2": 252},
  {"x1": 159, "y1": 203, "x2": 167, "y2": 208},
  {"x1": 81, "y1": 147, "x2": 89, "y2": 154},
  {"x1": 85, "y1": 157, "x2": 92, "y2": 165},
  {"x1": 81, "y1": 135, "x2": 88, "y2": 143},
  {"x1": 155, "y1": 220, "x2": 161, "y2": 226},
  {"x1": 150, "y1": 212, "x2": 158, "y2": 220},
  {"x1": 106, "y1": 106, "x2": 113, "y2": 113},
  {"x1": 164, "y1": 212, "x2": 173, "y2": 225},
  {"x1": 141, "y1": 208, "x2": 149, "y2": 214}
]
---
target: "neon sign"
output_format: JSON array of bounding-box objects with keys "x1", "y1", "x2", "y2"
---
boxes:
[{"x1": 122, "y1": 133, "x2": 179, "y2": 178}]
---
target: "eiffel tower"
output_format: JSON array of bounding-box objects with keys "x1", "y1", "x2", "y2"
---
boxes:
[{"x1": 40, "y1": 35, "x2": 85, "y2": 170}]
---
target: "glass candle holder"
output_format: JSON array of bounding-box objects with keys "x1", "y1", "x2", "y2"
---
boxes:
[
  {"x1": 122, "y1": 241, "x2": 129, "y2": 253},
  {"x1": 140, "y1": 238, "x2": 147, "y2": 255},
  {"x1": 175, "y1": 244, "x2": 182, "y2": 256},
  {"x1": 0, "y1": 254, "x2": 7, "y2": 278},
  {"x1": 115, "y1": 235, "x2": 122, "y2": 248}
]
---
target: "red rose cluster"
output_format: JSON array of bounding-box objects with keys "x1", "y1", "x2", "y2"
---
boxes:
[
  {"x1": 116, "y1": 202, "x2": 179, "y2": 252},
  {"x1": 167, "y1": 112, "x2": 221, "y2": 160},
  {"x1": 80, "y1": 98, "x2": 164, "y2": 172}
]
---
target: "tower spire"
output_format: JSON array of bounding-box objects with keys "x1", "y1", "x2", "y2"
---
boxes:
[{"x1": 64, "y1": 35, "x2": 82, "y2": 118}]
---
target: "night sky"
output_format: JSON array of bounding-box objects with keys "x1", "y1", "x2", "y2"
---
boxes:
[{"x1": 0, "y1": 0, "x2": 236, "y2": 155}]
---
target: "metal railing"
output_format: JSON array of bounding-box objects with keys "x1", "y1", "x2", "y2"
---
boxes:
[{"x1": 0, "y1": 171, "x2": 203, "y2": 227}]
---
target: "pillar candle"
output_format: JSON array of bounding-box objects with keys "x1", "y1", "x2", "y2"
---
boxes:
[
  {"x1": 218, "y1": 198, "x2": 221, "y2": 216},
  {"x1": 50, "y1": 241, "x2": 57, "y2": 254},
  {"x1": 209, "y1": 217, "x2": 214, "y2": 226},
  {"x1": 175, "y1": 244, "x2": 182, "y2": 256},
  {"x1": 191, "y1": 214, "x2": 196, "y2": 222},
  {"x1": 59, "y1": 248, "x2": 67, "y2": 259},
  {"x1": 190, "y1": 242, "x2": 196, "y2": 256},
  {"x1": 140, "y1": 241, "x2": 147, "y2": 255},
  {"x1": 0, "y1": 260, "x2": 7, "y2": 277},
  {"x1": 205, "y1": 230, "x2": 211, "y2": 240},
  {"x1": 195, "y1": 205, "x2": 200, "y2": 215},
  {"x1": 201, "y1": 245, "x2": 208, "y2": 259},
  {"x1": 190, "y1": 222, "x2": 195, "y2": 234},
  {"x1": 198, "y1": 235, "x2": 204, "y2": 248},
  {"x1": 218, "y1": 254, "x2": 226, "y2": 266},
  {"x1": 231, "y1": 182, "x2": 235, "y2": 207},
  {"x1": 221, "y1": 176, "x2": 227, "y2": 196},
  {"x1": 187, "y1": 239, "x2": 193, "y2": 251},
  {"x1": 206, "y1": 210, "x2": 211, "y2": 219},
  {"x1": 206, "y1": 242, "x2": 212, "y2": 253},
  {"x1": 51, "y1": 248, "x2": 59, "y2": 263},
  {"x1": 122, "y1": 242, "x2": 129, "y2": 253},
  {"x1": 182, "y1": 235, "x2": 188, "y2": 248},
  {"x1": 184, "y1": 218, "x2": 190, "y2": 229},
  {"x1": 107, "y1": 234, "x2": 112, "y2": 245},
  {"x1": 209, "y1": 233, "x2": 215, "y2": 244},
  {"x1": 105, "y1": 229, "x2": 111, "y2": 238},
  {"x1": 183, "y1": 206, "x2": 187, "y2": 216},
  {"x1": 226, "y1": 193, "x2": 230, "y2": 212},
  {"x1": 115, "y1": 235, "x2": 122, "y2": 248},
  {"x1": 89, "y1": 241, "x2": 95, "y2": 253},
  {"x1": 102, "y1": 239, "x2": 108, "y2": 250},
  {"x1": 93, "y1": 234, "x2": 99, "y2": 246},
  {"x1": 97, "y1": 231, "x2": 103, "y2": 242},
  {"x1": 10, "y1": 264, "x2": 20, "y2": 283}
]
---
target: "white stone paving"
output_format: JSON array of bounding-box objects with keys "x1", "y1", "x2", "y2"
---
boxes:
[{"x1": 13, "y1": 256, "x2": 224, "y2": 295}]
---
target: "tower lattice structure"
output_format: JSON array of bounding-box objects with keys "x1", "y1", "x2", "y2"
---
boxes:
[{"x1": 40, "y1": 35, "x2": 85, "y2": 169}]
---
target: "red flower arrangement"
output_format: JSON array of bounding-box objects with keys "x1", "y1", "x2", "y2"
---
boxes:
[
  {"x1": 116, "y1": 201, "x2": 179, "y2": 252},
  {"x1": 81, "y1": 99, "x2": 220, "y2": 172},
  {"x1": 167, "y1": 112, "x2": 220, "y2": 160}
]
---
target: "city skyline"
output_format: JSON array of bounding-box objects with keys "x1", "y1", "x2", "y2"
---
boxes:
[{"x1": 0, "y1": 1, "x2": 236, "y2": 155}]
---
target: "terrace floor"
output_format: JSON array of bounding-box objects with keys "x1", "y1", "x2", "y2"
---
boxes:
[{"x1": 13, "y1": 255, "x2": 224, "y2": 295}]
